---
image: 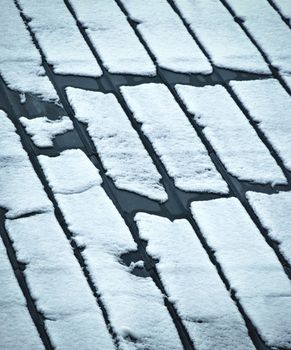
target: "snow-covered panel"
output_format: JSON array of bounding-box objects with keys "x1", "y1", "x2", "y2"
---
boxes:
[
  {"x1": 191, "y1": 198, "x2": 291, "y2": 349},
  {"x1": 5, "y1": 212, "x2": 114, "y2": 350},
  {"x1": 38, "y1": 149, "x2": 102, "y2": 194},
  {"x1": 135, "y1": 213, "x2": 255, "y2": 350},
  {"x1": 16, "y1": 0, "x2": 102, "y2": 77},
  {"x1": 176, "y1": 84, "x2": 286, "y2": 185},
  {"x1": 0, "y1": 111, "x2": 52, "y2": 219},
  {"x1": 224, "y1": 0, "x2": 291, "y2": 74},
  {"x1": 20, "y1": 116, "x2": 74, "y2": 148},
  {"x1": 39, "y1": 149, "x2": 183, "y2": 350},
  {"x1": 66, "y1": 87, "x2": 167, "y2": 202},
  {"x1": 67, "y1": 0, "x2": 155, "y2": 75},
  {"x1": 0, "y1": 238, "x2": 44, "y2": 350},
  {"x1": 172, "y1": 0, "x2": 269, "y2": 74},
  {"x1": 247, "y1": 191, "x2": 291, "y2": 265},
  {"x1": 121, "y1": 83, "x2": 228, "y2": 194},
  {"x1": 119, "y1": 0, "x2": 212, "y2": 74},
  {"x1": 0, "y1": 0, "x2": 58, "y2": 101},
  {"x1": 230, "y1": 79, "x2": 291, "y2": 171},
  {"x1": 272, "y1": 0, "x2": 291, "y2": 23}
]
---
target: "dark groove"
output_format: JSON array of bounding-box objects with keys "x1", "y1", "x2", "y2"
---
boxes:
[
  {"x1": 266, "y1": 0, "x2": 291, "y2": 30},
  {"x1": 0, "y1": 210, "x2": 54, "y2": 350}
]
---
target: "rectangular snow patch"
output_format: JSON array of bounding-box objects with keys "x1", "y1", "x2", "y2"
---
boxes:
[
  {"x1": 191, "y1": 197, "x2": 291, "y2": 349},
  {"x1": 0, "y1": 0, "x2": 58, "y2": 101},
  {"x1": 67, "y1": 0, "x2": 156, "y2": 75},
  {"x1": 172, "y1": 0, "x2": 269, "y2": 74},
  {"x1": 16, "y1": 0, "x2": 102, "y2": 77},
  {"x1": 121, "y1": 83, "x2": 229, "y2": 194},
  {"x1": 0, "y1": 110, "x2": 53, "y2": 218},
  {"x1": 176, "y1": 84, "x2": 286, "y2": 185},
  {"x1": 66, "y1": 87, "x2": 167, "y2": 202},
  {"x1": 247, "y1": 191, "x2": 291, "y2": 265},
  {"x1": 230, "y1": 79, "x2": 291, "y2": 171},
  {"x1": 119, "y1": 0, "x2": 212, "y2": 74},
  {"x1": 135, "y1": 213, "x2": 255, "y2": 350},
  {"x1": 38, "y1": 149, "x2": 183, "y2": 350}
]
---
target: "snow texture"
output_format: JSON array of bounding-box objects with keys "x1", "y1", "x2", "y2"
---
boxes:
[
  {"x1": 0, "y1": 238, "x2": 44, "y2": 350},
  {"x1": 67, "y1": 0, "x2": 156, "y2": 75},
  {"x1": 66, "y1": 87, "x2": 167, "y2": 202},
  {"x1": 121, "y1": 83, "x2": 228, "y2": 194},
  {"x1": 272, "y1": 0, "x2": 291, "y2": 23},
  {"x1": 0, "y1": 111, "x2": 53, "y2": 219},
  {"x1": 0, "y1": 0, "x2": 58, "y2": 101},
  {"x1": 247, "y1": 191, "x2": 291, "y2": 265},
  {"x1": 135, "y1": 213, "x2": 255, "y2": 350},
  {"x1": 20, "y1": 116, "x2": 74, "y2": 148},
  {"x1": 230, "y1": 79, "x2": 291, "y2": 171},
  {"x1": 225, "y1": 0, "x2": 291, "y2": 74},
  {"x1": 282, "y1": 74, "x2": 291, "y2": 91},
  {"x1": 191, "y1": 198, "x2": 291, "y2": 349},
  {"x1": 16, "y1": 0, "x2": 102, "y2": 77},
  {"x1": 39, "y1": 149, "x2": 183, "y2": 350},
  {"x1": 5, "y1": 212, "x2": 114, "y2": 350},
  {"x1": 119, "y1": 0, "x2": 212, "y2": 74},
  {"x1": 172, "y1": 0, "x2": 269, "y2": 74},
  {"x1": 176, "y1": 84, "x2": 286, "y2": 185}
]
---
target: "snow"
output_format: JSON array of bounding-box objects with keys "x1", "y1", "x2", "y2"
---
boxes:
[
  {"x1": 0, "y1": 111, "x2": 53, "y2": 219},
  {"x1": 224, "y1": 0, "x2": 291, "y2": 74},
  {"x1": 67, "y1": 0, "x2": 156, "y2": 75},
  {"x1": 230, "y1": 79, "x2": 291, "y2": 171},
  {"x1": 0, "y1": 238, "x2": 44, "y2": 350},
  {"x1": 20, "y1": 116, "x2": 74, "y2": 148},
  {"x1": 0, "y1": 0, "x2": 58, "y2": 102},
  {"x1": 135, "y1": 213, "x2": 255, "y2": 350},
  {"x1": 121, "y1": 83, "x2": 228, "y2": 194},
  {"x1": 38, "y1": 149, "x2": 183, "y2": 350},
  {"x1": 191, "y1": 197, "x2": 291, "y2": 349},
  {"x1": 66, "y1": 87, "x2": 167, "y2": 202},
  {"x1": 5, "y1": 212, "x2": 114, "y2": 350},
  {"x1": 119, "y1": 0, "x2": 212, "y2": 74},
  {"x1": 176, "y1": 84, "x2": 286, "y2": 185},
  {"x1": 38, "y1": 149, "x2": 102, "y2": 194},
  {"x1": 272, "y1": 0, "x2": 291, "y2": 23},
  {"x1": 172, "y1": 0, "x2": 269, "y2": 74},
  {"x1": 16, "y1": 0, "x2": 102, "y2": 77},
  {"x1": 247, "y1": 191, "x2": 291, "y2": 265}
]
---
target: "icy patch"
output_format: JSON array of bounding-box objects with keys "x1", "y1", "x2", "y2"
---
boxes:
[
  {"x1": 16, "y1": 0, "x2": 102, "y2": 77},
  {"x1": 0, "y1": 0, "x2": 58, "y2": 101},
  {"x1": 5, "y1": 212, "x2": 114, "y2": 350},
  {"x1": 230, "y1": 79, "x2": 291, "y2": 171},
  {"x1": 39, "y1": 150, "x2": 183, "y2": 350},
  {"x1": 225, "y1": 0, "x2": 291, "y2": 74},
  {"x1": 67, "y1": 0, "x2": 155, "y2": 75},
  {"x1": 176, "y1": 84, "x2": 286, "y2": 185},
  {"x1": 0, "y1": 238, "x2": 44, "y2": 350},
  {"x1": 119, "y1": 0, "x2": 212, "y2": 74},
  {"x1": 172, "y1": 0, "x2": 269, "y2": 74},
  {"x1": 191, "y1": 198, "x2": 291, "y2": 349},
  {"x1": 66, "y1": 87, "x2": 167, "y2": 202},
  {"x1": 20, "y1": 116, "x2": 74, "y2": 148},
  {"x1": 247, "y1": 191, "x2": 291, "y2": 265},
  {"x1": 121, "y1": 83, "x2": 229, "y2": 193},
  {"x1": 0, "y1": 111, "x2": 52, "y2": 218},
  {"x1": 135, "y1": 213, "x2": 255, "y2": 350},
  {"x1": 282, "y1": 74, "x2": 291, "y2": 91}
]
